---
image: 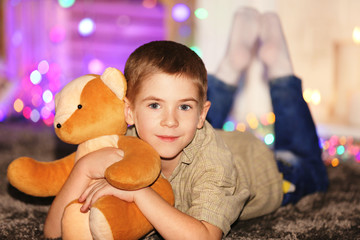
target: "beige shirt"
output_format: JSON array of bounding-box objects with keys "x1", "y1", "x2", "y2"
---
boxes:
[{"x1": 127, "y1": 121, "x2": 283, "y2": 235}]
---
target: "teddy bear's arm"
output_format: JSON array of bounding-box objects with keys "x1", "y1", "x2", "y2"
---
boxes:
[
  {"x1": 105, "y1": 136, "x2": 161, "y2": 190},
  {"x1": 7, "y1": 152, "x2": 76, "y2": 197}
]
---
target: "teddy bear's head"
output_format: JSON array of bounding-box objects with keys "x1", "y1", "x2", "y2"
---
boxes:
[{"x1": 54, "y1": 67, "x2": 128, "y2": 144}]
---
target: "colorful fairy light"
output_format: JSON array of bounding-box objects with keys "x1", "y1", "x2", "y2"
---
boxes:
[
  {"x1": 58, "y1": 0, "x2": 76, "y2": 8},
  {"x1": 30, "y1": 109, "x2": 40, "y2": 123},
  {"x1": 22, "y1": 107, "x2": 32, "y2": 119},
  {"x1": 13, "y1": 99, "x2": 24, "y2": 113},
  {"x1": 38, "y1": 60, "x2": 50, "y2": 74},
  {"x1": 179, "y1": 25, "x2": 191, "y2": 38},
  {"x1": 190, "y1": 46, "x2": 202, "y2": 57},
  {"x1": 194, "y1": 8, "x2": 208, "y2": 19},
  {"x1": 41, "y1": 106, "x2": 52, "y2": 119},
  {"x1": 303, "y1": 88, "x2": 321, "y2": 105},
  {"x1": 223, "y1": 121, "x2": 235, "y2": 132},
  {"x1": 246, "y1": 112, "x2": 259, "y2": 129},
  {"x1": 172, "y1": 4, "x2": 190, "y2": 22},
  {"x1": 222, "y1": 112, "x2": 360, "y2": 166},
  {"x1": 42, "y1": 90, "x2": 53, "y2": 103},
  {"x1": 88, "y1": 59, "x2": 105, "y2": 75},
  {"x1": 142, "y1": 0, "x2": 157, "y2": 8},
  {"x1": 78, "y1": 18, "x2": 95, "y2": 37},
  {"x1": 236, "y1": 122, "x2": 246, "y2": 132},
  {"x1": 264, "y1": 133, "x2": 275, "y2": 145},
  {"x1": 11, "y1": 59, "x2": 61, "y2": 125},
  {"x1": 30, "y1": 70, "x2": 42, "y2": 85}
]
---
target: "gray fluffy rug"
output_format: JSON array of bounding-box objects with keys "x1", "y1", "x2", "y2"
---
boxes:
[{"x1": 1, "y1": 121, "x2": 359, "y2": 240}]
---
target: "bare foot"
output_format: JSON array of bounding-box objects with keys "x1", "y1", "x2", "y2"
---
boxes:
[
  {"x1": 215, "y1": 7, "x2": 260, "y2": 86},
  {"x1": 258, "y1": 12, "x2": 293, "y2": 80}
]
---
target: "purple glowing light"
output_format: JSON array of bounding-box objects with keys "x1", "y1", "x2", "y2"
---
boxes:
[
  {"x1": 38, "y1": 60, "x2": 50, "y2": 74},
  {"x1": 88, "y1": 59, "x2": 104, "y2": 74},
  {"x1": 172, "y1": 4, "x2": 190, "y2": 22},
  {"x1": 30, "y1": 109, "x2": 40, "y2": 122}
]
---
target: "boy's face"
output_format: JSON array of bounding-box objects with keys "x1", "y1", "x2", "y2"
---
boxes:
[{"x1": 125, "y1": 73, "x2": 210, "y2": 161}]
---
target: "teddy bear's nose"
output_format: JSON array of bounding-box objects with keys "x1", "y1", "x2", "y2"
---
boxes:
[{"x1": 56, "y1": 123, "x2": 62, "y2": 129}]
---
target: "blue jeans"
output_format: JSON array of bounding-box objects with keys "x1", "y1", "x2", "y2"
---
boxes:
[{"x1": 207, "y1": 75, "x2": 328, "y2": 205}]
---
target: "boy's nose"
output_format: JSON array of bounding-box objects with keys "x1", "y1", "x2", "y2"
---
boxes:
[{"x1": 160, "y1": 110, "x2": 179, "y2": 128}]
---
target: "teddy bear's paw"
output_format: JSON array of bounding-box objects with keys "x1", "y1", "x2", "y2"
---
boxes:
[
  {"x1": 7, "y1": 156, "x2": 60, "y2": 197},
  {"x1": 89, "y1": 208, "x2": 114, "y2": 240},
  {"x1": 62, "y1": 202, "x2": 93, "y2": 240}
]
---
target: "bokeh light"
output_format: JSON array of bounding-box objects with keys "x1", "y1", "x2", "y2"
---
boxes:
[
  {"x1": 353, "y1": 26, "x2": 360, "y2": 44},
  {"x1": 311, "y1": 90, "x2": 321, "y2": 105},
  {"x1": 13, "y1": 99, "x2": 24, "y2": 113},
  {"x1": 42, "y1": 90, "x2": 53, "y2": 103},
  {"x1": 194, "y1": 8, "x2": 208, "y2": 19},
  {"x1": 303, "y1": 88, "x2": 321, "y2": 105},
  {"x1": 337, "y1": 145, "x2": 345, "y2": 155},
  {"x1": 264, "y1": 133, "x2": 275, "y2": 145},
  {"x1": 179, "y1": 25, "x2": 191, "y2": 38},
  {"x1": 267, "y1": 112, "x2": 276, "y2": 124},
  {"x1": 58, "y1": 0, "x2": 75, "y2": 8},
  {"x1": 43, "y1": 113, "x2": 55, "y2": 126},
  {"x1": 142, "y1": 0, "x2": 157, "y2": 8},
  {"x1": 88, "y1": 58, "x2": 105, "y2": 74},
  {"x1": 236, "y1": 122, "x2": 246, "y2": 132},
  {"x1": 38, "y1": 60, "x2": 50, "y2": 74},
  {"x1": 31, "y1": 93, "x2": 42, "y2": 107},
  {"x1": 220, "y1": 112, "x2": 360, "y2": 166},
  {"x1": 30, "y1": 70, "x2": 42, "y2": 85},
  {"x1": 331, "y1": 158, "x2": 340, "y2": 167},
  {"x1": 23, "y1": 107, "x2": 32, "y2": 119},
  {"x1": 30, "y1": 109, "x2": 40, "y2": 122},
  {"x1": 41, "y1": 106, "x2": 52, "y2": 119},
  {"x1": 223, "y1": 121, "x2": 235, "y2": 132},
  {"x1": 190, "y1": 46, "x2": 202, "y2": 57},
  {"x1": 172, "y1": 4, "x2": 190, "y2": 22},
  {"x1": 78, "y1": 18, "x2": 96, "y2": 37},
  {"x1": 246, "y1": 113, "x2": 259, "y2": 129}
]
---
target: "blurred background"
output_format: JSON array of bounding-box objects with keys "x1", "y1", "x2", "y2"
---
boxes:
[{"x1": 0, "y1": 0, "x2": 359, "y2": 164}]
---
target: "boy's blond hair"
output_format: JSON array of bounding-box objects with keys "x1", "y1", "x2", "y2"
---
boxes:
[{"x1": 124, "y1": 41, "x2": 208, "y2": 107}]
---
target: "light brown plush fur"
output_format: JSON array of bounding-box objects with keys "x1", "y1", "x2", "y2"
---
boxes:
[{"x1": 7, "y1": 67, "x2": 174, "y2": 240}]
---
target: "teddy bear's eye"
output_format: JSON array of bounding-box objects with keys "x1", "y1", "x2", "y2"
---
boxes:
[{"x1": 77, "y1": 104, "x2": 82, "y2": 109}]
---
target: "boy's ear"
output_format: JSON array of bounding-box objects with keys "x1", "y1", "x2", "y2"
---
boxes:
[
  {"x1": 124, "y1": 97, "x2": 135, "y2": 125},
  {"x1": 197, "y1": 101, "x2": 211, "y2": 129}
]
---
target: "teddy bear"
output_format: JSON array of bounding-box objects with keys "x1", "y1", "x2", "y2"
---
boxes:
[{"x1": 7, "y1": 67, "x2": 174, "y2": 240}]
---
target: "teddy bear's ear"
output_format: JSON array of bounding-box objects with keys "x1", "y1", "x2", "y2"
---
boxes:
[{"x1": 100, "y1": 67, "x2": 127, "y2": 100}]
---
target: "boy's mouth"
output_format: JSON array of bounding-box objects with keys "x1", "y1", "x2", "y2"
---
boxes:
[{"x1": 157, "y1": 135, "x2": 179, "y2": 142}]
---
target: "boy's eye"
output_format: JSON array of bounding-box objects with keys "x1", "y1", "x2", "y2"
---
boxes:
[
  {"x1": 148, "y1": 103, "x2": 160, "y2": 109},
  {"x1": 179, "y1": 104, "x2": 191, "y2": 111}
]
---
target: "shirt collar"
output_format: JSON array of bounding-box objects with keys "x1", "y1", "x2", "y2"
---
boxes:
[{"x1": 180, "y1": 121, "x2": 211, "y2": 165}]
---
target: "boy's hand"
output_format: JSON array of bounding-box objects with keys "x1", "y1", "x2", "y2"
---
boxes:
[
  {"x1": 76, "y1": 147, "x2": 124, "y2": 179},
  {"x1": 78, "y1": 179, "x2": 140, "y2": 212}
]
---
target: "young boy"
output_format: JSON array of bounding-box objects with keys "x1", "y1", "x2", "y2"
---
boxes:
[{"x1": 44, "y1": 9, "x2": 328, "y2": 239}]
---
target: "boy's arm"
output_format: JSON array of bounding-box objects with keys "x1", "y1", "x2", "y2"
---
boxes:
[
  {"x1": 135, "y1": 187, "x2": 223, "y2": 240},
  {"x1": 43, "y1": 147, "x2": 123, "y2": 238},
  {"x1": 43, "y1": 163, "x2": 93, "y2": 238},
  {"x1": 79, "y1": 179, "x2": 223, "y2": 239}
]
